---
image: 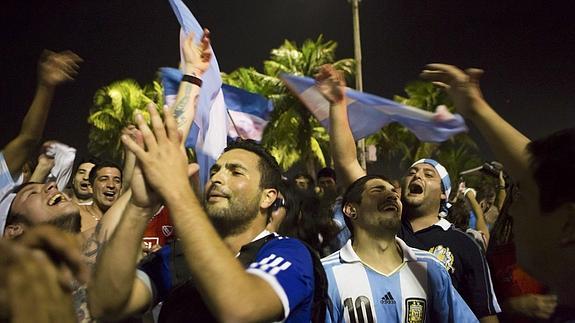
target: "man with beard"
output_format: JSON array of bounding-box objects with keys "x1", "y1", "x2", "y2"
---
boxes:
[
  {"x1": 78, "y1": 161, "x2": 122, "y2": 236},
  {"x1": 89, "y1": 113, "x2": 318, "y2": 322},
  {"x1": 322, "y1": 175, "x2": 477, "y2": 322},
  {"x1": 70, "y1": 159, "x2": 96, "y2": 206},
  {"x1": 316, "y1": 64, "x2": 500, "y2": 322}
]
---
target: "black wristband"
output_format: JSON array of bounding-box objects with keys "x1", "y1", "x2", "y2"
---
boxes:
[{"x1": 182, "y1": 74, "x2": 203, "y2": 87}]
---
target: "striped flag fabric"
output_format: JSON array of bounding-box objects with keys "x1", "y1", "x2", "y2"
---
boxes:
[
  {"x1": 280, "y1": 73, "x2": 468, "y2": 142},
  {"x1": 167, "y1": 0, "x2": 228, "y2": 187},
  {"x1": 222, "y1": 84, "x2": 273, "y2": 141},
  {"x1": 159, "y1": 68, "x2": 273, "y2": 142}
]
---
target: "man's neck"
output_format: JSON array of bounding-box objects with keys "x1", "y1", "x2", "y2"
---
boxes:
[
  {"x1": 223, "y1": 218, "x2": 268, "y2": 255},
  {"x1": 404, "y1": 206, "x2": 440, "y2": 232},
  {"x1": 353, "y1": 231, "x2": 403, "y2": 275},
  {"x1": 73, "y1": 195, "x2": 92, "y2": 205}
]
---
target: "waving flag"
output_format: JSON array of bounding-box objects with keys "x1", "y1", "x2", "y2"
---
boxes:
[
  {"x1": 160, "y1": 68, "x2": 273, "y2": 142},
  {"x1": 280, "y1": 73, "x2": 467, "y2": 142},
  {"x1": 167, "y1": 0, "x2": 228, "y2": 187},
  {"x1": 222, "y1": 84, "x2": 273, "y2": 141}
]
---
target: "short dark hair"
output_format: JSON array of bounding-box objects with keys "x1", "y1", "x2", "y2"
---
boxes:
[
  {"x1": 341, "y1": 174, "x2": 391, "y2": 233},
  {"x1": 224, "y1": 139, "x2": 282, "y2": 190},
  {"x1": 527, "y1": 127, "x2": 575, "y2": 213},
  {"x1": 317, "y1": 167, "x2": 336, "y2": 181},
  {"x1": 88, "y1": 160, "x2": 123, "y2": 185},
  {"x1": 4, "y1": 182, "x2": 39, "y2": 227}
]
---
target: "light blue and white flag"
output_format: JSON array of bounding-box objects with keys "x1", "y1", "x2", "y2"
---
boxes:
[
  {"x1": 222, "y1": 84, "x2": 273, "y2": 141},
  {"x1": 280, "y1": 73, "x2": 467, "y2": 142},
  {"x1": 168, "y1": 0, "x2": 228, "y2": 187},
  {"x1": 159, "y1": 68, "x2": 273, "y2": 142}
]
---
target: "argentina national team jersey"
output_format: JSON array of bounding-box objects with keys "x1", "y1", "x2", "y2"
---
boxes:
[{"x1": 322, "y1": 237, "x2": 478, "y2": 323}]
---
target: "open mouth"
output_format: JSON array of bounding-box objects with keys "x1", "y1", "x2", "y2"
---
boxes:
[
  {"x1": 408, "y1": 182, "x2": 423, "y2": 194},
  {"x1": 103, "y1": 191, "x2": 116, "y2": 200},
  {"x1": 80, "y1": 182, "x2": 90, "y2": 189},
  {"x1": 48, "y1": 193, "x2": 67, "y2": 206},
  {"x1": 380, "y1": 202, "x2": 399, "y2": 212}
]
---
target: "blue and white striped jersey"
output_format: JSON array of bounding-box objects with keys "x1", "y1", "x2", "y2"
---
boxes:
[{"x1": 322, "y1": 237, "x2": 478, "y2": 323}]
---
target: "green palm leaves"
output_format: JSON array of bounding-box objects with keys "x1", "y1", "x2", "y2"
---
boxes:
[
  {"x1": 223, "y1": 35, "x2": 355, "y2": 173},
  {"x1": 87, "y1": 79, "x2": 163, "y2": 162}
]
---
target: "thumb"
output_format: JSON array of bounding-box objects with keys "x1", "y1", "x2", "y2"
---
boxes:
[
  {"x1": 187, "y1": 163, "x2": 200, "y2": 178},
  {"x1": 465, "y1": 68, "x2": 484, "y2": 84}
]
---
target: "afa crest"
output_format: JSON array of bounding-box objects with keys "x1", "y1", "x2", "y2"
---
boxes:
[
  {"x1": 405, "y1": 298, "x2": 426, "y2": 323},
  {"x1": 428, "y1": 245, "x2": 455, "y2": 273}
]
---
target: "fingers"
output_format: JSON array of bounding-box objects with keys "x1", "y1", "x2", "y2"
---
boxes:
[
  {"x1": 132, "y1": 107, "x2": 158, "y2": 152},
  {"x1": 163, "y1": 106, "x2": 180, "y2": 142},
  {"x1": 148, "y1": 104, "x2": 168, "y2": 145},
  {"x1": 187, "y1": 163, "x2": 200, "y2": 177},
  {"x1": 121, "y1": 129, "x2": 147, "y2": 160},
  {"x1": 18, "y1": 225, "x2": 90, "y2": 285},
  {"x1": 465, "y1": 68, "x2": 484, "y2": 84}
]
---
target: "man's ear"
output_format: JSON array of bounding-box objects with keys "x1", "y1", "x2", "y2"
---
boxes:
[
  {"x1": 260, "y1": 188, "x2": 278, "y2": 209},
  {"x1": 4, "y1": 223, "x2": 25, "y2": 240},
  {"x1": 343, "y1": 203, "x2": 357, "y2": 220},
  {"x1": 560, "y1": 203, "x2": 575, "y2": 247}
]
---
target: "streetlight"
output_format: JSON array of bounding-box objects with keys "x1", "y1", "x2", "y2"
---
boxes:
[{"x1": 348, "y1": 0, "x2": 367, "y2": 170}]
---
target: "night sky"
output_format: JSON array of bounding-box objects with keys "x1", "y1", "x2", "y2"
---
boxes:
[{"x1": 2, "y1": 0, "x2": 574, "y2": 160}]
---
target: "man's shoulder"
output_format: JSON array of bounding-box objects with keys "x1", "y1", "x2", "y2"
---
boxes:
[{"x1": 257, "y1": 235, "x2": 313, "y2": 261}]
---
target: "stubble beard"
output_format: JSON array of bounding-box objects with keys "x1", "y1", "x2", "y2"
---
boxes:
[{"x1": 205, "y1": 195, "x2": 261, "y2": 238}]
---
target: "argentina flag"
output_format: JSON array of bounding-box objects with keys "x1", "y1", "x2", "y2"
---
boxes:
[
  {"x1": 167, "y1": 0, "x2": 228, "y2": 187},
  {"x1": 280, "y1": 73, "x2": 468, "y2": 142},
  {"x1": 159, "y1": 68, "x2": 273, "y2": 142}
]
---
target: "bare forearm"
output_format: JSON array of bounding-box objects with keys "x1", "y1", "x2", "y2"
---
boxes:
[
  {"x1": 3, "y1": 85, "x2": 55, "y2": 175},
  {"x1": 88, "y1": 202, "x2": 151, "y2": 318},
  {"x1": 165, "y1": 190, "x2": 282, "y2": 322},
  {"x1": 467, "y1": 194, "x2": 490, "y2": 245},
  {"x1": 495, "y1": 188, "x2": 506, "y2": 211},
  {"x1": 29, "y1": 163, "x2": 52, "y2": 183},
  {"x1": 329, "y1": 101, "x2": 365, "y2": 187},
  {"x1": 121, "y1": 152, "x2": 136, "y2": 194},
  {"x1": 465, "y1": 99, "x2": 531, "y2": 182},
  {"x1": 170, "y1": 73, "x2": 201, "y2": 140}
]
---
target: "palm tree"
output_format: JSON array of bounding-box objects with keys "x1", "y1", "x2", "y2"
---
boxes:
[
  {"x1": 222, "y1": 35, "x2": 355, "y2": 175},
  {"x1": 87, "y1": 79, "x2": 163, "y2": 162}
]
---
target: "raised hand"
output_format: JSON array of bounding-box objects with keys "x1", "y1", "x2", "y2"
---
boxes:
[
  {"x1": 420, "y1": 64, "x2": 484, "y2": 117},
  {"x1": 0, "y1": 225, "x2": 88, "y2": 323},
  {"x1": 121, "y1": 104, "x2": 190, "y2": 201},
  {"x1": 38, "y1": 50, "x2": 82, "y2": 87},
  {"x1": 315, "y1": 64, "x2": 346, "y2": 104},
  {"x1": 182, "y1": 29, "x2": 212, "y2": 76}
]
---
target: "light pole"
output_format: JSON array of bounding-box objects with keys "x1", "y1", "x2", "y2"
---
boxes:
[{"x1": 348, "y1": 0, "x2": 367, "y2": 170}]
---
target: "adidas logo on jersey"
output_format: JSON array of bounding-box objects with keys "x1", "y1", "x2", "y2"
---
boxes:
[{"x1": 380, "y1": 292, "x2": 396, "y2": 304}]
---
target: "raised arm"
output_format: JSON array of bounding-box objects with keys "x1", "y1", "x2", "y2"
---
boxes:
[
  {"x1": 170, "y1": 29, "x2": 212, "y2": 140},
  {"x1": 495, "y1": 171, "x2": 507, "y2": 211},
  {"x1": 463, "y1": 188, "x2": 490, "y2": 248},
  {"x1": 316, "y1": 65, "x2": 366, "y2": 188},
  {"x1": 122, "y1": 106, "x2": 287, "y2": 322},
  {"x1": 28, "y1": 143, "x2": 55, "y2": 183},
  {"x1": 88, "y1": 124, "x2": 156, "y2": 320},
  {"x1": 420, "y1": 64, "x2": 531, "y2": 184},
  {"x1": 3, "y1": 50, "x2": 82, "y2": 177}
]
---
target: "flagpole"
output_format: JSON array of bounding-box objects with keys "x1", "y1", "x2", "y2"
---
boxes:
[{"x1": 349, "y1": 0, "x2": 367, "y2": 170}]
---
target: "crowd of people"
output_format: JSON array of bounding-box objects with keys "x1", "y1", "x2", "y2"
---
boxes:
[{"x1": 1, "y1": 29, "x2": 574, "y2": 323}]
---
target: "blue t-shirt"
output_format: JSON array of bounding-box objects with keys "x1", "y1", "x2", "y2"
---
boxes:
[{"x1": 139, "y1": 232, "x2": 315, "y2": 322}]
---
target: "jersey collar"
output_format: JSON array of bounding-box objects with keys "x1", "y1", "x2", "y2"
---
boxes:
[{"x1": 339, "y1": 237, "x2": 418, "y2": 263}]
